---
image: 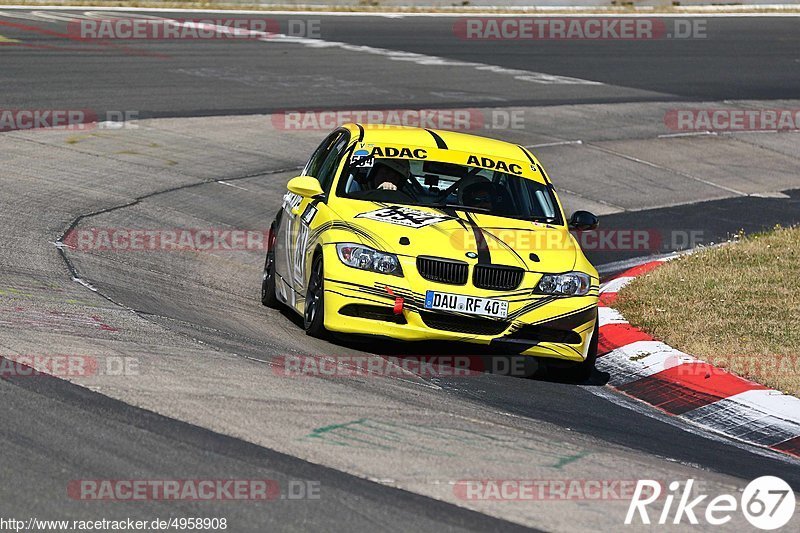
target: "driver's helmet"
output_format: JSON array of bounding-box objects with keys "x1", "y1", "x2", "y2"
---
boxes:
[
  {"x1": 355, "y1": 158, "x2": 411, "y2": 189},
  {"x1": 371, "y1": 158, "x2": 411, "y2": 182},
  {"x1": 458, "y1": 177, "x2": 498, "y2": 208}
]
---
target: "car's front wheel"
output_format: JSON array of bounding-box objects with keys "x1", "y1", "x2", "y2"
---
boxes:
[{"x1": 304, "y1": 253, "x2": 327, "y2": 338}]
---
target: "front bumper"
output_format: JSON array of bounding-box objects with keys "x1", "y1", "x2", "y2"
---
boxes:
[{"x1": 323, "y1": 252, "x2": 598, "y2": 363}]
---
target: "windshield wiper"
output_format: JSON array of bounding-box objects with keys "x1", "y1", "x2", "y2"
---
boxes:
[
  {"x1": 431, "y1": 204, "x2": 555, "y2": 223},
  {"x1": 430, "y1": 203, "x2": 493, "y2": 214}
]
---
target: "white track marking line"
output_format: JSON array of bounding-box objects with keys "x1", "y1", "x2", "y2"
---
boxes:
[
  {"x1": 217, "y1": 180, "x2": 249, "y2": 191},
  {"x1": 526, "y1": 140, "x2": 584, "y2": 148},
  {"x1": 587, "y1": 143, "x2": 748, "y2": 196},
  {"x1": 268, "y1": 33, "x2": 603, "y2": 85},
  {"x1": 657, "y1": 131, "x2": 717, "y2": 139},
  {"x1": 552, "y1": 186, "x2": 626, "y2": 211},
  {"x1": 169, "y1": 18, "x2": 604, "y2": 85},
  {"x1": 750, "y1": 191, "x2": 791, "y2": 198}
]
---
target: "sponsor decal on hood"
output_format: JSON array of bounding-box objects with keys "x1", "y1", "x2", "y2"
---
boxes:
[{"x1": 355, "y1": 206, "x2": 451, "y2": 229}]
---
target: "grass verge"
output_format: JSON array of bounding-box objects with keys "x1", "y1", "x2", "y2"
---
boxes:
[{"x1": 614, "y1": 226, "x2": 800, "y2": 396}]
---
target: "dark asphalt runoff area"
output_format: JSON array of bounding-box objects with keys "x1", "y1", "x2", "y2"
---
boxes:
[{"x1": 0, "y1": 13, "x2": 798, "y2": 115}]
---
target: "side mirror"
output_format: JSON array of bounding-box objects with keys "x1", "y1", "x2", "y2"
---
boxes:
[
  {"x1": 569, "y1": 210, "x2": 599, "y2": 231},
  {"x1": 287, "y1": 176, "x2": 324, "y2": 198}
]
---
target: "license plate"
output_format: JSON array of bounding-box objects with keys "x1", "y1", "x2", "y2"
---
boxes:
[{"x1": 424, "y1": 291, "x2": 508, "y2": 319}]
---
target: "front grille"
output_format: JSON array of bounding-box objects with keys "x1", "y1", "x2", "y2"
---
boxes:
[
  {"x1": 473, "y1": 265, "x2": 524, "y2": 291},
  {"x1": 419, "y1": 311, "x2": 509, "y2": 336},
  {"x1": 416, "y1": 256, "x2": 468, "y2": 285}
]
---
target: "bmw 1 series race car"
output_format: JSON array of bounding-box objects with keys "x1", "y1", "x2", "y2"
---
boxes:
[{"x1": 262, "y1": 124, "x2": 601, "y2": 378}]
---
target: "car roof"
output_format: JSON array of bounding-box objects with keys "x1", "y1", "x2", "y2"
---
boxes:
[{"x1": 341, "y1": 123, "x2": 540, "y2": 165}]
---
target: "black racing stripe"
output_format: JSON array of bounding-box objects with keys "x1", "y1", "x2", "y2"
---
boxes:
[
  {"x1": 438, "y1": 206, "x2": 469, "y2": 229},
  {"x1": 517, "y1": 145, "x2": 536, "y2": 165},
  {"x1": 426, "y1": 129, "x2": 448, "y2": 149},
  {"x1": 517, "y1": 145, "x2": 552, "y2": 185},
  {"x1": 463, "y1": 212, "x2": 491, "y2": 264},
  {"x1": 529, "y1": 305, "x2": 597, "y2": 329},
  {"x1": 538, "y1": 165, "x2": 554, "y2": 186},
  {"x1": 441, "y1": 207, "x2": 488, "y2": 264},
  {"x1": 479, "y1": 227, "x2": 527, "y2": 268},
  {"x1": 309, "y1": 220, "x2": 382, "y2": 249},
  {"x1": 329, "y1": 279, "x2": 425, "y2": 308},
  {"x1": 508, "y1": 296, "x2": 557, "y2": 320},
  {"x1": 343, "y1": 222, "x2": 390, "y2": 249},
  {"x1": 356, "y1": 123, "x2": 365, "y2": 142}
]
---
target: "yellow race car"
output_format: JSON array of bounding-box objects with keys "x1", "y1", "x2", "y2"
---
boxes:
[{"x1": 262, "y1": 124, "x2": 600, "y2": 378}]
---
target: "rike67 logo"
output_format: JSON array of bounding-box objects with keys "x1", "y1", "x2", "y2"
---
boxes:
[{"x1": 626, "y1": 477, "x2": 795, "y2": 530}]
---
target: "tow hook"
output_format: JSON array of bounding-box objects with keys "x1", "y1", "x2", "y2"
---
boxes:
[{"x1": 384, "y1": 286, "x2": 405, "y2": 315}]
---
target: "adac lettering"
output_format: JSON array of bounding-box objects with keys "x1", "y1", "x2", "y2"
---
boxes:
[
  {"x1": 370, "y1": 147, "x2": 428, "y2": 159},
  {"x1": 467, "y1": 155, "x2": 522, "y2": 175}
]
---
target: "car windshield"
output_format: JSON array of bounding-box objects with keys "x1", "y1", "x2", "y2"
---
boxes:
[{"x1": 338, "y1": 157, "x2": 562, "y2": 224}]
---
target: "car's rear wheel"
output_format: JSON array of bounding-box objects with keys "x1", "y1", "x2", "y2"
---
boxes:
[
  {"x1": 304, "y1": 253, "x2": 327, "y2": 338},
  {"x1": 261, "y1": 225, "x2": 280, "y2": 308}
]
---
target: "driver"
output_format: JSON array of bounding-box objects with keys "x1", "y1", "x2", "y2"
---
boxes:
[
  {"x1": 459, "y1": 179, "x2": 498, "y2": 211},
  {"x1": 370, "y1": 159, "x2": 410, "y2": 191}
]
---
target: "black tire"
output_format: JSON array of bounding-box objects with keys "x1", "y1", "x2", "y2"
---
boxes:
[
  {"x1": 304, "y1": 253, "x2": 327, "y2": 338},
  {"x1": 562, "y1": 320, "x2": 599, "y2": 382},
  {"x1": 261, "y1": 225, "x2": 280, "y2": 308}
]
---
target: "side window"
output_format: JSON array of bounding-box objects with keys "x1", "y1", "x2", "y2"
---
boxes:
[
  {"x1": 303, "y1": 131, "x2": 345, "y2": 183},
  {"x1": 316, "y1": 134, "x2": 349, "y2": 194}
]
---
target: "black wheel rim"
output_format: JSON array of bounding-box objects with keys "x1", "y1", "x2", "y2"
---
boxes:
[{"x1": 305, "y1": 260, "x2": 322, "y2": 326}]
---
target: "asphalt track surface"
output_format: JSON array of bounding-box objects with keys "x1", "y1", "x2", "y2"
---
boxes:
[{"x1": 1, "y1": 8, "x2": 799, "y2": 532}]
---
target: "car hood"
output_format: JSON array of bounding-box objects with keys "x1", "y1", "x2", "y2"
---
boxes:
[{"x1": 331, "y1": 199, "x2": 578, "y2": 273}]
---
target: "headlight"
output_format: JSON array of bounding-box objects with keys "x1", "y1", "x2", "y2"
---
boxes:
[
  {"x1": 336, "y1": 243, "x2": 403, "y2": 276},
  {"x1": 536, "y1": 272, "x2": 591, "y2": 296}
]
